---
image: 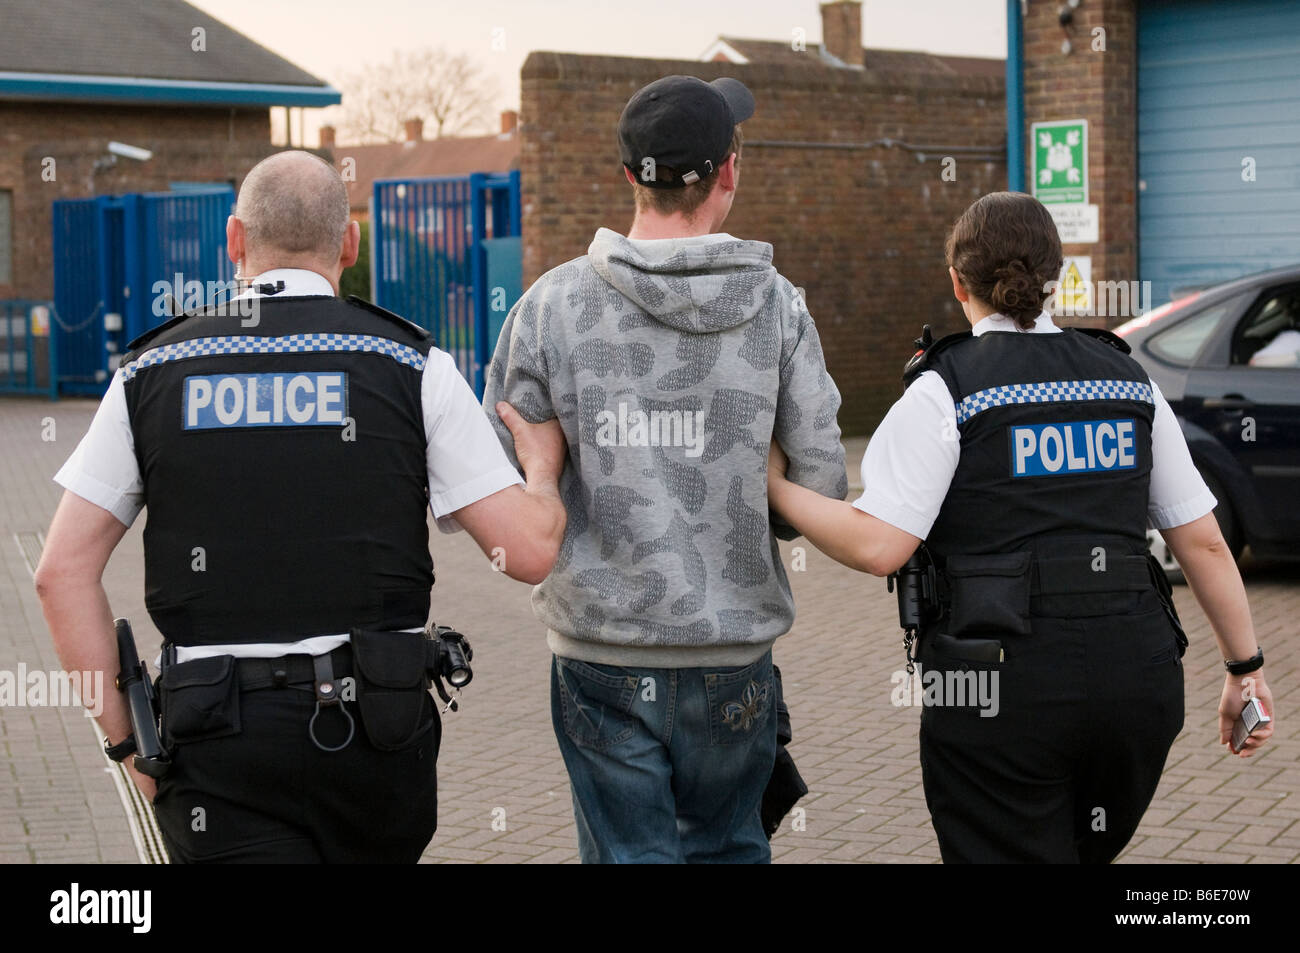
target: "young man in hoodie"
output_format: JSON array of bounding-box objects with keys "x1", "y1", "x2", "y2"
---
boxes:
[{"x1": 484, "y1": 75, "x2": 847, "y2": 863}]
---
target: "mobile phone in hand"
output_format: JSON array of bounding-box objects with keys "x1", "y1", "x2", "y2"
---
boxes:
[{"x1": 1231, "y1": 697, "x2": 1271, "y2": 753}]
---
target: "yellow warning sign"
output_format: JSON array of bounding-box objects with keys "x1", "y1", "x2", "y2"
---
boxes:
[{"x1": 1056, "y1": 256, "x2": 1091, "y2": 315}]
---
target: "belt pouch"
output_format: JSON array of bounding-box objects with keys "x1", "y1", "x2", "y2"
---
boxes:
[
  {"x1": 944, "y1": 552, "x2": 1033, "y2": 637},
  {"x1": 350, "y1": 628, "x2": 434, "y2": 751},
  {"x1": 159, "y1": 655, "x2": 241, "y2": 747},
  {"x1": 927, "y1": 632, "x2": 1003, "y2": 664}
]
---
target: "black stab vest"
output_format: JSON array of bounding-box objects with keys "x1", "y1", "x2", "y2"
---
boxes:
[
  {"x1": 919, "y1": 328, "x2": 1156, "y2": 562},
  {"x1": 121, "y1": 296, "x2": 434, "y2": 645}
]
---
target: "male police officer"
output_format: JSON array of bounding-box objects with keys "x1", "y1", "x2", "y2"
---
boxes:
[{"x1": 35, "y1": 150, "x2": 566, "y2": 863}]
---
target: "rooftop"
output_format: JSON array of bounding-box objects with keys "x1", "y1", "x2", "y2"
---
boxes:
[
  {"x1": 703, "y1": 36, "x2": 1004, "y2": 78},
  {"x1": 0, "y1": 0, "x2": 339, "y2": 107}
]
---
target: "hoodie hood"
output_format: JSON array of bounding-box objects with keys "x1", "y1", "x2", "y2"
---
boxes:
[{"x1": 587, "y1": 227, "x2": 777, "y2": 333}]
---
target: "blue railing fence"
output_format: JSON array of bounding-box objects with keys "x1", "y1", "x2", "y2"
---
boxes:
[
  {"x1": 372, "y1": 170, "x2": 521, "y2": 396},
  {"x1": 0, "y1": 300, "x2": 58, "y2": 400}
]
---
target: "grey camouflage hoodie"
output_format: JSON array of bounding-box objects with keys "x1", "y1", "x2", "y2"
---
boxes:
[{"x1": 484, "y1": 227, "x2": 847, "y2": 667}]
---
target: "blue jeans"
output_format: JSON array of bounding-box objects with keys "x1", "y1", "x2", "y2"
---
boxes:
[{"x1": 550, "y1": 651, "x2": 778, "y2": 864}]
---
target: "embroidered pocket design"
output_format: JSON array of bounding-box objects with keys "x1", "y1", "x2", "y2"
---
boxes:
[{"x1": 721, "y1": 679, "x2": 770, "y2": 732}]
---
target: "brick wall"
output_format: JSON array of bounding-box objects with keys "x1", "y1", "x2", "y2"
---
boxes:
[
  {"x1": 1022, "y1": 0, "x2": 1137, "y2": 326},
  {"x1": 520, "y1": 52, "x2": 1005, "y2": 436},
  {"x1": 0, "y1": 103, "x2": 274, "y2": 301}
]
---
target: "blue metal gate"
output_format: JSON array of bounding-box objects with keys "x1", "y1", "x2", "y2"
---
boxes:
[
  {"x1": 372, "y1": 170, "x2": 521, "y2": 396},
  {"x1": 52, "y1": 187, "x2": 234, "y2": 395}
]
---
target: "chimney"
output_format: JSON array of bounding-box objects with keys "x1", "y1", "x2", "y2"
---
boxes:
[
  {"x1": 820, "y1": 1, "x2": 863, "y2": 67},
  {"x1": 404, "y1": 118, "x2": 424, "y2": 143},
  {"x1": 500, "y1": 109, "x2": 519, "y2": 136},
  {"x1": 318, "y1": 125, "x2": 336, "y2": 150}
]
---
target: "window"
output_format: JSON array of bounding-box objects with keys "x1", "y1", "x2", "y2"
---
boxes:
[
  {"x1": 1146, "y1": 301, "x2": 1233, "y2": 367},
  {"x1": 1233, "y1": 284, "x2": 1300, "y2": 367},
  {"x1": 0, "y1": 190, "x2": 12, "y2": 286}
]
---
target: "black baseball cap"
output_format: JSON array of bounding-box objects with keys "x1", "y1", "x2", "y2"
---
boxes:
[{"x1": 618, "y1": 75, "x2": 755, "y2": 189}]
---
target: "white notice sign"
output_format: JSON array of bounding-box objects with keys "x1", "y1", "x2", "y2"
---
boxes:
[{"x1": 1049, "y1": 204, "x2": 1099, "y2": 244}]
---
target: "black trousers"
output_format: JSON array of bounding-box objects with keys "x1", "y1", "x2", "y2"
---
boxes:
[
  {"x1": 917, "y1": 594, "x2": 1185, "y2": 863},
  {"x1": 153, "y1": 657, "x2": 440, "y2": 864}
]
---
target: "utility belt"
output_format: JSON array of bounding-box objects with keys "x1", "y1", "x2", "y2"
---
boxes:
[
  {"x1": 889, "y1": 545, "x2": 1187, "y2": 671},
  {"x1": 156, "y1": 625, "x2": 473, "y2": 756}
]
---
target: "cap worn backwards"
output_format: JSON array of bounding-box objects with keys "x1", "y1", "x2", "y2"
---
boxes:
[{"x1": 618, "y1": 75, "x2": 755, "y2": 190}]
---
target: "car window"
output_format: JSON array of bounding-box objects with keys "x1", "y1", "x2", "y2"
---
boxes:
[
  {"x1": 1234, "y1": 285, "x2": 1300, "y2": 367},
  {"x1": 1146, "y1": 303, "x2": 1233, "y2": 366}
]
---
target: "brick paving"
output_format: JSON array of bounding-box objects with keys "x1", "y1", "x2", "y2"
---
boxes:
[{"x1": 2, "y1": 398, "x2": 1296, "y2": 863}]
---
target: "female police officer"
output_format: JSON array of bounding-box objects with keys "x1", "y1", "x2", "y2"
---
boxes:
[{"x1": 767, "y1": 191, "x2": 1276, "y2": 863}]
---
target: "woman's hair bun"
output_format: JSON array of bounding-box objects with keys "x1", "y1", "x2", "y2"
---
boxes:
[{"x1": 990, "y1": 259, "x2": 1040, "y2": 326}]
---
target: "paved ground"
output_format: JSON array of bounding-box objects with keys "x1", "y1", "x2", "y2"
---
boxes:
[{"x1": 2, "y1": 396, "x2": 1297, "y2": 863}]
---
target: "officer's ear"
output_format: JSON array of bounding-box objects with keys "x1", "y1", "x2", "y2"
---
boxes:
[
  {"x1": 226, "y1": 216, "x2": 245, "y2": 267},
  {"x1": 339, "y1": 220, "x2": 361, "y2": 270},
  {"x1": 949, "y1": 266, "x2": 970, "y2": 304}
]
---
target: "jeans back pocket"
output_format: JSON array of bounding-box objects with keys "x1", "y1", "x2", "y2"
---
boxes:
[
  {"x1": 555, "y1": 658, "x2": 639, "y2": 751},
  {"x1": 706, "y1": 655, "x2": 774, "y2": 746}
]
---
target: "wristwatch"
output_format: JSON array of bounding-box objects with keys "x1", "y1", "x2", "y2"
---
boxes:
[
  {"x1": 1224, "y1": 648, "x2": 1264, "y2": 676},
  {"x1": 103, "y1": 734, "x2": 138, "y2": 763}
]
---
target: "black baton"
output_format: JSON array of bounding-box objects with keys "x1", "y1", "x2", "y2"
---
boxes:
[{"x1": 114, "y1": 618, "x2": 170, "y2": 779}]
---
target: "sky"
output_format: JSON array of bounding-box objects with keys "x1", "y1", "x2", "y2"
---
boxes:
[{"x1": 187, "y1": 0, "x2": 1007, "y2": 146}]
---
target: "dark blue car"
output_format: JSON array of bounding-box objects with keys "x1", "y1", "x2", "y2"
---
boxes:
[{"x1": 1114, "y1": 265, "x2": 1300, "y2": 577}]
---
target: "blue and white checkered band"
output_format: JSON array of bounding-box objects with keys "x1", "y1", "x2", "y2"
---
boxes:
[
  {"x1": 955, "y1": 379, "x2": 1154, "y2": 425},
  {"x1": 120, "y1": 334, "x2": 427, "y2": 382}
]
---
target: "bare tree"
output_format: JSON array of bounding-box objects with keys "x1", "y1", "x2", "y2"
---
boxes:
[{"x1": 329, "y1": 48, "x2": 498, "y2": 144}]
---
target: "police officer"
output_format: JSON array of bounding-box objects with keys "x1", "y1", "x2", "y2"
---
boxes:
[
  {"x1": 766, "y1": 191, "x2": 1276, "y2": 863},
  {"x1": 34, "y1": 150, "x2": 567, "y2": 863}
]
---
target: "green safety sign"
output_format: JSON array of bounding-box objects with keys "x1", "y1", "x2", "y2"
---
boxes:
[{"x1": 1031, "y1": 119, "x2": 1088, "y2": 205}]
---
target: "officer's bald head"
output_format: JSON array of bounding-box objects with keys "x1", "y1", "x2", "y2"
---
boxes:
[{"x1": 235, "y1": 151, "x2": 350, "y2": 266}]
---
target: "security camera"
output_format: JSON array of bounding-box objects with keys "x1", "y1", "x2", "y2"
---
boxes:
[
  {"x1": 107, "y1": 141, "x2": 153, "y2": 162},
  {"x1": 87, "y1": 140, "x2": 153, "y2": 191}
]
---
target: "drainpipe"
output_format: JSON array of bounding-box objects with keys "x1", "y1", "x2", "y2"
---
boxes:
[{"x1": 1007, "y1": 0, "x2": 1026, "y2": 192}]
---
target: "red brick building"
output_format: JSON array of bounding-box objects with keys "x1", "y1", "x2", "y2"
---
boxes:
[
  {"x1": 520, "y1": 1, "x2": 1005, "y2": 435},
  {"x1": 0, "y1": 0, "x2": 338, "y2": 301}
]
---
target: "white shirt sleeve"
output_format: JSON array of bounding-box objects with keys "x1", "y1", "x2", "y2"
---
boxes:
[
  {"x1": 851, "y1": 370, "x2": 960, "y2": 539},
  {"x1": 422, "y1": 347, "x2": 525, "y2": 534},
  {"x1": 1147, "y1": 379, "x2": 1217, "y2": 529},
  {"x1": 53, "y1": 368, "x2": 145, "y2": 527}
]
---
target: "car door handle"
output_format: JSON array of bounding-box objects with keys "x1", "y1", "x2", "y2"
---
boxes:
[{"x1": 1202, "y1": 395, "x2": 1254, "y2": 410}]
